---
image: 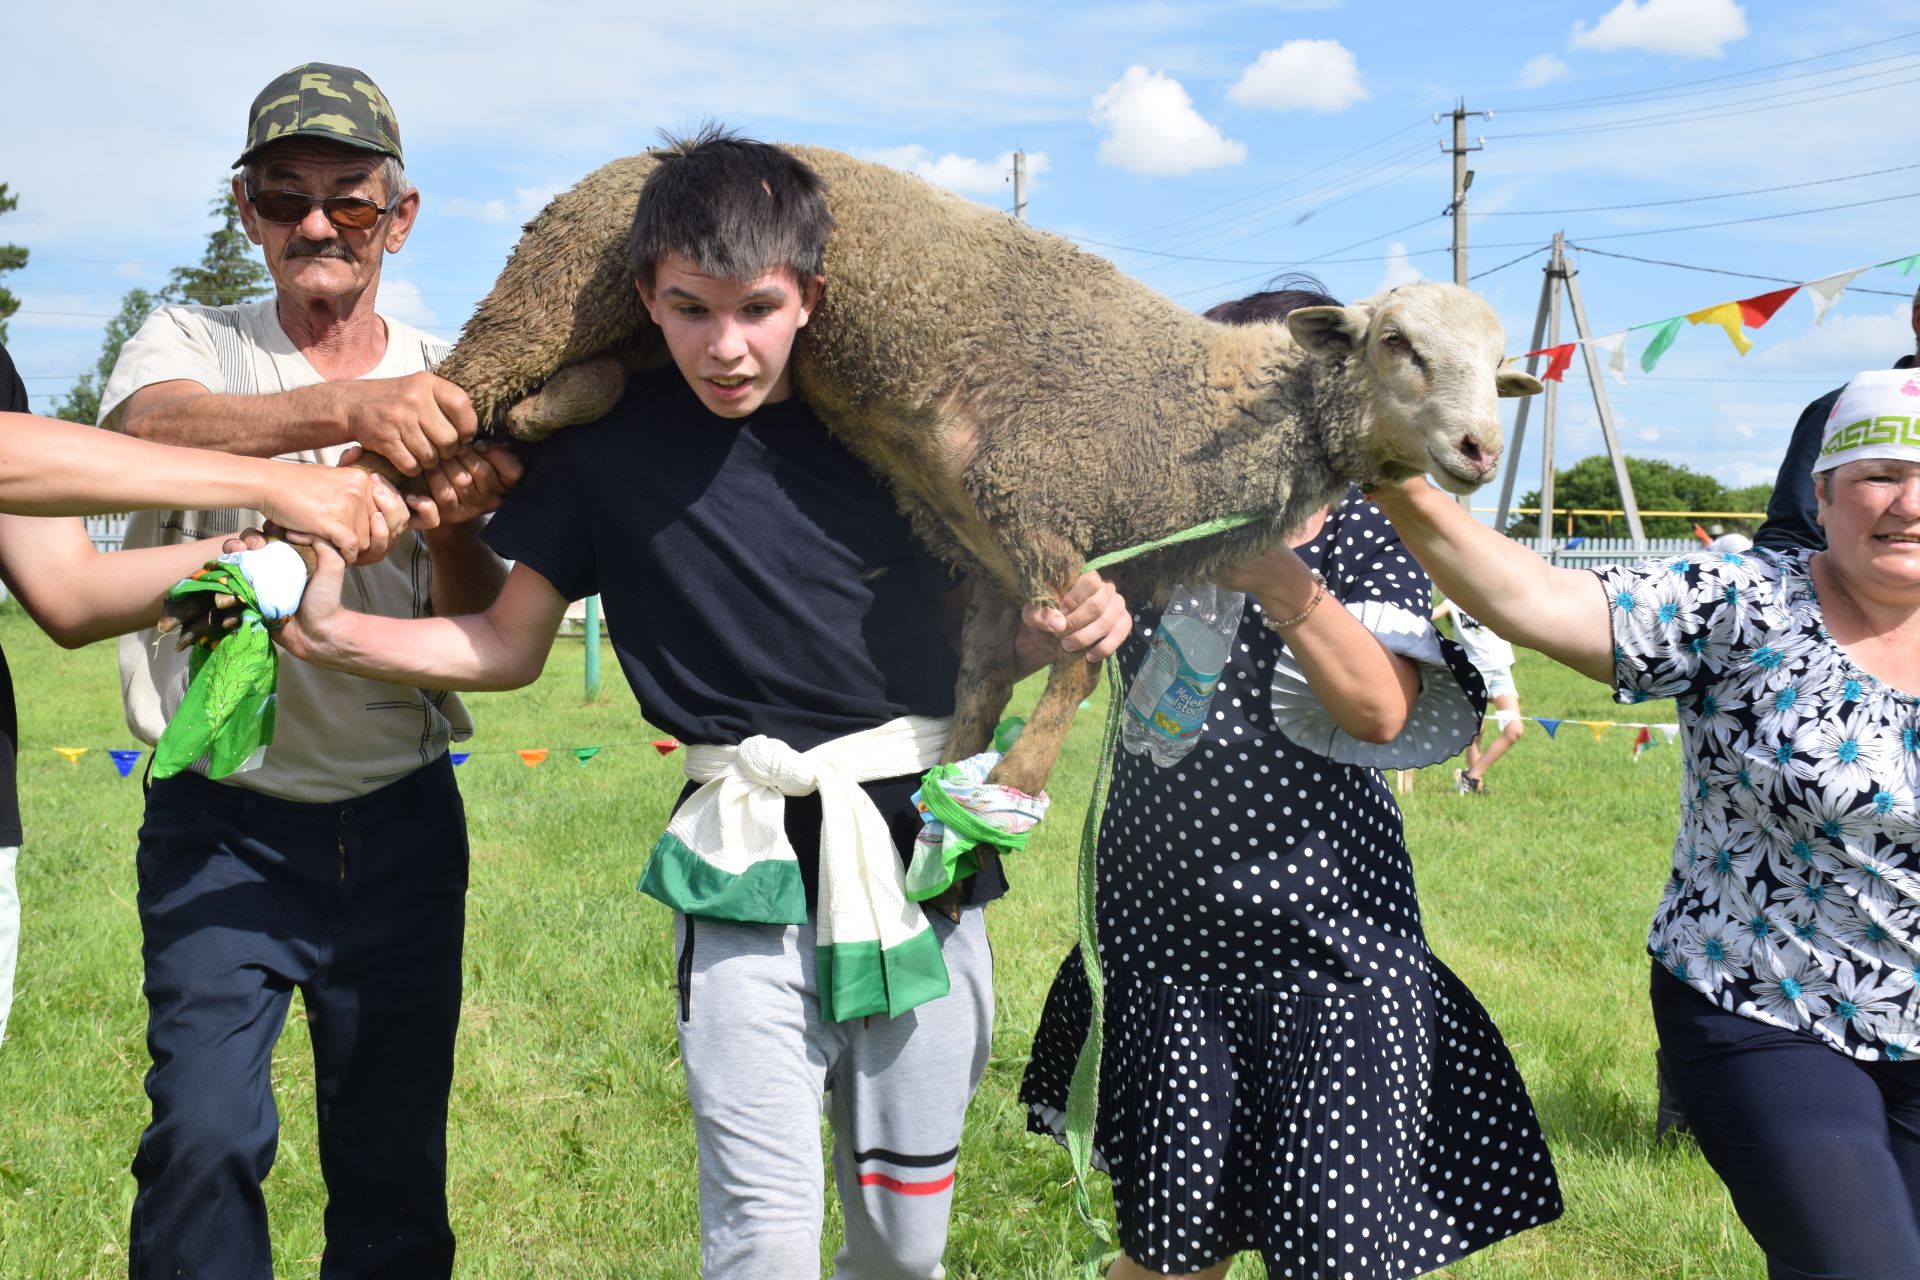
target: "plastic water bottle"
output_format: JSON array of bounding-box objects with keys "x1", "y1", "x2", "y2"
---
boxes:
[{"x1": 1122, "y1": 583, "x2": 1246, "y2": 766}]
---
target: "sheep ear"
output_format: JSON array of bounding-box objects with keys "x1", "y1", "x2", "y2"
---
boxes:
[
  {"x1": 1497, "y1": 367, "x2": 1544, "y2": 398},
  {"x1": 1287, "y1": 305, "x2": 1369, "y2": 356}
]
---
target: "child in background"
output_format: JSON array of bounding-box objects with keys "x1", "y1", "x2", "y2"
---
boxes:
[{"x1": 1435, "y1": 594, "x2": 1525, "y2": 794}]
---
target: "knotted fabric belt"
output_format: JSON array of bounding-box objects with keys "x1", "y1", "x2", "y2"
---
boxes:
[{"x1": 638, "y1": 715, "x2": 954, "y2": 1021}]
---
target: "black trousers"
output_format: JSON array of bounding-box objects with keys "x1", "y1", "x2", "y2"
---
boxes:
[
  {"x1": 1651, "y1": 962, "x2": 1920, "y2": 1280},
  {"x1": 128, "y1": 757, "x2": 468, "y2": 1280}
]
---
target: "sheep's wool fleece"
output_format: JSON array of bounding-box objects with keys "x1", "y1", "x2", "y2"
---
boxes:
[{"x1": 641, "y1": 716, "x2": 954, "y2": 1021}]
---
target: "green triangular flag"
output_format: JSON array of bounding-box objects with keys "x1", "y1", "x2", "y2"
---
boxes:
[
  {"x1": 1638, "y1": 316, "x2": 1684, "y2": 373},
  {"x1": 1885, "y1": 253, "x2": 1920, "y2": 275},
  {"x1": 574, "y1": 746, "x2": 602, "y2": 767}
]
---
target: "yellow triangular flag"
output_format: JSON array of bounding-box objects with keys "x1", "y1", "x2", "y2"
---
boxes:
[
  {"x1": 1686, "y1": 302, "x2": 1753, "y2": 355},
  {"x1": 1585, "y1": 721, "x2": 1613, "y2": 742},
  {"x1": 54, "y1": 747, "x2": 89, "y2": 764}
]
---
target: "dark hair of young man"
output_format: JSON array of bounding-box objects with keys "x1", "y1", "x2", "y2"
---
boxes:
[
  {"x1": 627, "y1": 124, "x2": 836, "y2": 290},
  {"x1": 1202, "y1": 273, "x2": 1339, "y2": 326}
]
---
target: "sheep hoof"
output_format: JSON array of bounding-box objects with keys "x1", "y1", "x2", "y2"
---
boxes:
[{"x1": 503, "y1": 357, "x2": 630, "y2": 442}]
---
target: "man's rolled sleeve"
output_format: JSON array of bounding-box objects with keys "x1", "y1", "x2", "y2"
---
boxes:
[{"x1": 97, "y1": 306, "x2": 223, "y2": 430}]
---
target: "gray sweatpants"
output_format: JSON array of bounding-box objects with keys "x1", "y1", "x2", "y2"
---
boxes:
[{"x1": 674, "y1": 905, "x2": 993, "y2": 1279}]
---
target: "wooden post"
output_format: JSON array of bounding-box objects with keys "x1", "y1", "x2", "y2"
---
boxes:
[
  {"x1": 1495, "y1": 265, "x2": 1553, "y2": 533},
  {"x1": 1539, "y1": 234, "x2": 1565, "y2": 557},
  {"x1": 1563, "y1": 257, "x2": 1647, "y2": 546}
]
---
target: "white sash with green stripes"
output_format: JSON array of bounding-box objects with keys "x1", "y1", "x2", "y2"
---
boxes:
[{"x1": 639, "y1": 715, "x2": 954, "y2": 1022}]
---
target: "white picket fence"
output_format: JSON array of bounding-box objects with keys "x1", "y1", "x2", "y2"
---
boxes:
[
  {"x1": 1534, "y1": 536, "x2": 1704, "y2": 570},
  {"x1": 86, "y1": 513, "x2": 130, "y2": 553}
]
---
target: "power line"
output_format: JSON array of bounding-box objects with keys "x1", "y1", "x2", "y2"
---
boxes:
[
  {"x1": 1117, "y1": 154, "x2": 1446, "y2": 272},
  {"x1": 1567, "y1": 243, "x2": 1913, "y2": 298},
  {"x1": 1477, "y1": 161, "x2": 1920, "y2": 217},
  {"x1": 1167, "y1": 229, "x2": 1457, "y2": 302},
  {"x1": 1100, "y1": 120, "x2": 1435, "y2": 249},
  {"x1": 1114, "y1": 143, "x2": 1439, "y2": 264},
  {"x1": 1486, "y1": 70, "x2": 1920, "y2": 140},
  {"x1": 1494, "y1": 31, "x2": 1920, "y2": 113},
  {"x1": 1470, "y1": 245, "x2": 1550, "y2": 281},
  {"x1": 1568, "y1": 189, "x2": 1920, "y2": 243}
]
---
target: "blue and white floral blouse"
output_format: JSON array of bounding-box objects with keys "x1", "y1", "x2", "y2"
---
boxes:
[{"x1": 1601, "y1": 547, "x2": 1920, "y2": 1061}]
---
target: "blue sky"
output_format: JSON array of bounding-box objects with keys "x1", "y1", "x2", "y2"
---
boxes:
[{"x1": 9, "y1": 0, "x2": 1920, "y2": 515}]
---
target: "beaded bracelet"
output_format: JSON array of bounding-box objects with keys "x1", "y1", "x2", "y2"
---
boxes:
[{"x1": 1261, "y1": 569, "x2": 1326, "y2": 631}]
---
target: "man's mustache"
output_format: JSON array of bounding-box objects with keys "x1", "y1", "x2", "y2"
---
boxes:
[{"x1": 284, "y1": 238, "x2": 356, "y2": 262}]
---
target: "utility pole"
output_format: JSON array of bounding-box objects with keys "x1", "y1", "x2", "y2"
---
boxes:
[
  {"x1": 1437, "y1": 100, "x2": 1489, "y2": 286},
  {"x1": 1011, "y1": 150, "x2": 1028, "y2": 222},
  {"x1": 1495, "y1": 232, "x2": 1647, "y2": 552}
]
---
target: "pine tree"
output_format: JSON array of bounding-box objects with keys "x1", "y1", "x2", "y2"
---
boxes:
[
  {"x1": 0, "y1": 184, "x2": 28, "y2": 344},
  {"x1": 51, "y1": 287, "x2": 157, "y2": 424},
  {"x1": 163, "y1": 185, "x2": 271, "y2": 308},
  {"x1": 51, "y1": 187, "x2": 271, "y2": 423}
]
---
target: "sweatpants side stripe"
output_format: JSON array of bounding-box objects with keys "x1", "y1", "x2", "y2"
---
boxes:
[
  {"x1": 852, "y1": 1145, "x2": 959, "y2": 1169},
  {"x1": 858, "y1": 1171, "x2": 957, "y2": 1197}
]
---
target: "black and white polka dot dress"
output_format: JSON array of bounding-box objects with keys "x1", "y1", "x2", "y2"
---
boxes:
[{"x1": 1022, "y1": 494, "x2": 1562, "y2": 1278}]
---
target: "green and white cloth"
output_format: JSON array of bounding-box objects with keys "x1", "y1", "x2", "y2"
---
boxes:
[
  {"x1": 639, "y1": 715, "x2": 953, "y2": 1022},
  {"x1": 151, "y1": 541, "x2": 309, "y2": 782},
  {"x1": 908, "y1": 720, "x2": 1048, "y2": 901}
]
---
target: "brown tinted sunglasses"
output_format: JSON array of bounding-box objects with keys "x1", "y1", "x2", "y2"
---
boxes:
[{"x1": 246, "y1": 188, "x2": 394, "y2": 231}]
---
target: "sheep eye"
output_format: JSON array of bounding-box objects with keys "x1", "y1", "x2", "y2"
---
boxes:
[{"x1": 1381, "y1": 331, "x2": 1403, "y2": 346}]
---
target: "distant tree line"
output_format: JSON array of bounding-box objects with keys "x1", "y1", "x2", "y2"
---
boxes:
[
  {"x1": 0, "y1": 180, "x2": 271, "y2": 423},
  {"x1": 1505, "y1": 454, "x2": 1773, "y2": 540}
]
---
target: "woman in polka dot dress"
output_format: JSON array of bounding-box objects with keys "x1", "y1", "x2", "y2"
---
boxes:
[{"x1": 1020, "y1": 478, "x2": 1562, "y2": 1278}]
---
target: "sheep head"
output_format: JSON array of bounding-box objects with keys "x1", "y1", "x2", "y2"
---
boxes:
[{"x1": 1286, "y1": 282, "x2": 1541, "y2": 495}]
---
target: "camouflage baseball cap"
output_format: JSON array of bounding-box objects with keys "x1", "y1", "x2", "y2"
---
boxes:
[{"x1": 234, "y1": 62, "x2": 403, "y2": 168}]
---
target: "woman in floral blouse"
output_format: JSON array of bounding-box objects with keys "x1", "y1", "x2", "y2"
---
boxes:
[{"x1": 1375, "y1": 367, "x2": 1920, "y2": 1280}]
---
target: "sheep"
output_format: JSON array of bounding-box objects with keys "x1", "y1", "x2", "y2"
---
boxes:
[{"x1": 433, "y1": 145, "x2": 1542, "y2": 797}]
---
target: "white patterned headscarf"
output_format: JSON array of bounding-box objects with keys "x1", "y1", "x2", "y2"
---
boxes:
[{"x1": 1815, "y1": 368, "x2": 1920, "y2": 474}]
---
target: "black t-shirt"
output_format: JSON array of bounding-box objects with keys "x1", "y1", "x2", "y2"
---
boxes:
[
  {"x1": 0, "y1": 347, "x2": 23, "y2": 844},
  {"x1": 485, "y1": 365, "x2": 1003, "y2": 905}
]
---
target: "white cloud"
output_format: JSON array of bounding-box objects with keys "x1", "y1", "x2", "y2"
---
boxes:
[
  {"x1": 439, "y1": 186, "x2": 560, "y2": 226},
  {"x1": 1092, "y1": 66, "x2": 1247, "y2": 177},
  {"x1": 860, "y1": 145, "x2": 1050, "y2": 197},
  {"x1": 1571, "y1": 0, "x2": 1747, "y2": 59},
  {"x1": 377, "y1": 277, "x2": 439, "y2": 331},
  {"x1": 1750, "y1": 304, "x2": 1913, "y2": 372},
  {"x1": 1374, "y1": 243, "x2": 1424, "y2": 294},
  {"x1": 1521, "y1": 53, "x2": 1569, "y2": 88},
  {"x1": 1228, "y1": 41, "x2": 1368, "y2": 113},
  {"x1": 440, "y1": 196, "x2": 509, "y2": 224}
]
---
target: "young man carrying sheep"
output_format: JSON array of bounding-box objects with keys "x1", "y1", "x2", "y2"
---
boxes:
[{"x1": 272, "y1": 128, "x2": 1130, "y2": 1277}]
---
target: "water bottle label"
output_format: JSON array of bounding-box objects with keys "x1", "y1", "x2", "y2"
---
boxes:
[{"x1": 1125, "y1": 625, "x2": 1222, "y2": 743}]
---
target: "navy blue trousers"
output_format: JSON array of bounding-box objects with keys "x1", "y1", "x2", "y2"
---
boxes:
[
  {"x1": 1651, "y1": 963, "x2": 1920, "y2": 1280},
  {"x1": 129, "y1": 757, "x2": 468, "y2": 1280}
]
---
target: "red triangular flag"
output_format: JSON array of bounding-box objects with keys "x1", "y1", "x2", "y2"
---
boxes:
[
  {"x1": 1737, "y1": 287, "x2": 1798, "y2": 329},
  {"x1": 517, "y1": 749, "x2": 549, "y2": 767},
  {"x1": 1540, "y1": 344, "x2": 1576, "y2": 383},
  {"x1": 651, "y1": 738, "x2": 681, "y2": 755}
]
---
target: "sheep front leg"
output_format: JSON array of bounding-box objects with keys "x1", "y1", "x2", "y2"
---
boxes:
[
  {"x1": 987, "y1": 648, "x2": 1104, "y2": 797},
  {"x1": 944, "y1": 590, "x2": 1022, "y2": 763}
]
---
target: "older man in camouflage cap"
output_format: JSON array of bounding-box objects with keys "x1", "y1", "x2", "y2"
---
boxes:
[{"x1": 100, "y1": 61, "x2": 514, "y2": 1278}]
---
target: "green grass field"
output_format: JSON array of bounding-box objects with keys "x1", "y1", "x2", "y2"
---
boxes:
[{"x1": 0, "y1": 603, "x2": 1762, "y2": 1278}]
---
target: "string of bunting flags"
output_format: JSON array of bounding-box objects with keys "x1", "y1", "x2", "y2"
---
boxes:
[
  {"x1": 38, "y1": 719, "x2": 1674, "y2": 777},
  {"x1": 36, "y1": 738, "x2": 686, "y2": 778},
  {"x1": 1513, "y1": 251, "x2": 1920, "y2": 379},
  {"x1": 37, "y1": 721, "x2": 1674, "y2": 782},
  {"x1": 1489, "y1": 715, "x2": 1679, "y2": 762}
]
